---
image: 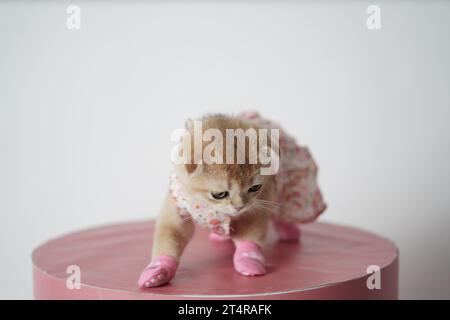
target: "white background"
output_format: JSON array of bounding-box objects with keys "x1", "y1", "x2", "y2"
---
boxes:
[{"x1": 1, "y1": 1, "x2": 449, "y2": 299}]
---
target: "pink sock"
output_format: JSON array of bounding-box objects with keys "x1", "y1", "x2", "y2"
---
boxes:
[
  {"x1": 138, "y1": 255, "x2": 178, "y2": 288},
  {"x1": 209, "y1": 233, "x2": 231, "y2": 242},
  {"x1": 233, "y1": 241, "x2": 266, "y2": 276},
  {"x1": 273, "y1": 219, "x2": 300, "y2": 241}
]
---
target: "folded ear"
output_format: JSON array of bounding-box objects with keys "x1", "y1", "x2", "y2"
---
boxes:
[
  {"x1": 185, "y1": 163, "x2": 197, "y2": 174},
  {"x1": 185, "y1": 163, "x2": 203, "y2": 175}
]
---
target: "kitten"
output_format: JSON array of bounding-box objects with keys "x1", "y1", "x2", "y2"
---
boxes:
[{"x1": 138, "y1": 111, "x2": 326, "y2": 288}]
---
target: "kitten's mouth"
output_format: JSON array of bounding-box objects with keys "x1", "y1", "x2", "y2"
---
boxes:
[
  {"x1": 230, "y1": 207, "x2": 250, "y2": 216},
  {"x1": 222, "y1": 205, "x2": 251, "y2": 217},
  {"x1": 238, "y1": 202, "x2": 257, "y2": 215},
  {"x1": 226, "y1": 211, "x2": 241, "y2": 217},
  {"x1": 224, "y1": 208, "x2": 244, "y2": 217}
]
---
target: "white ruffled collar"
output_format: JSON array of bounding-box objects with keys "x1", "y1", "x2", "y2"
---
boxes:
[{"x1": 169, "y1": 172, "x2": 232, "y2": 236}]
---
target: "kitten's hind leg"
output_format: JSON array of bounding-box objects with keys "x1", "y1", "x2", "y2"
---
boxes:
[{"x1": 273, "y1": 218, "x2": 300, "y2": 242}]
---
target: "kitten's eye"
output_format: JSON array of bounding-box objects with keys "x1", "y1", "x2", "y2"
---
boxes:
[
  {"x1": 211, "y1": 191, "x2": 229, "y2": 200},
  {"x1": 248, "y1": 184, "x2": 262, "y2": 193}
]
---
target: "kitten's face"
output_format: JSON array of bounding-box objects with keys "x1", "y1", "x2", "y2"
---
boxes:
[
  {"x1": 174, "y1": 113, "x2": 277, "y2": 217},
  {"x1": 177, "y1": 165, "x2": 270, "y2": 217}
]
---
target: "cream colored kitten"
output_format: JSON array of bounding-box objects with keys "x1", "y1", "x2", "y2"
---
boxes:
[{"x1": 138, "y1": 112, "x2": 326, "y2": 288}]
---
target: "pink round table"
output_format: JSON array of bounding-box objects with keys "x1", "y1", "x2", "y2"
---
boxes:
[{"x1": 32, "y1": 220, "x2": 398, "y2": 299}]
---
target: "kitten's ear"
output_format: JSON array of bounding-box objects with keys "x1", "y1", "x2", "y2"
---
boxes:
[
  {"x1": 185, "y1": 163, "x2": 203, "y2": 175},
  {"x1": 185, "y1": 163, "x2": 197, "y2": 174}
]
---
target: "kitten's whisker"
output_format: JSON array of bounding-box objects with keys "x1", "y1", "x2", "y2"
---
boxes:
[
  {"x1": 253, "y1": 202, "x2": 280, "y2": 214},
  {"x1": 256, "y1": 201, "x2": 279, "y2": 207},
  {"x1": 257, "y1": 199, "x2": 281, "y2": 208},
  {"x1": 258, "y1": 199, "x2": 280, "y2": 204},
  {"x1": 255, "y1": 201, "x2": 280, "y2": 211},
  {"x1": 257, "y1": 204, "x2": 280, "y2": 211}
]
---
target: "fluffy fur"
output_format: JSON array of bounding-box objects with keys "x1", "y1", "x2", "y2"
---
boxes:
[{"x1": 138, "y1": 113, "x2": 313, "y2": 288}]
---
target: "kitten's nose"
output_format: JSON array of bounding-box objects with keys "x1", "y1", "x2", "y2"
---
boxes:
[{"x1": 234, "y1": 205, "x2": 244, "y2": 211}]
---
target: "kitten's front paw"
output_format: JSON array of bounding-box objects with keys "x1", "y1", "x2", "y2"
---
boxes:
[
  {"x1": 233, "y1": 241, "x2": 266, "y2": 276},
  {"x1": 138, "y1": 255, "x2": 178, "y2": 288}
]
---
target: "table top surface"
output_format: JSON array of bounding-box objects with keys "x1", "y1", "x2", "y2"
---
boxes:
[{"x1": 32, "y1": 220, "x2": 397, "y2": 298}]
